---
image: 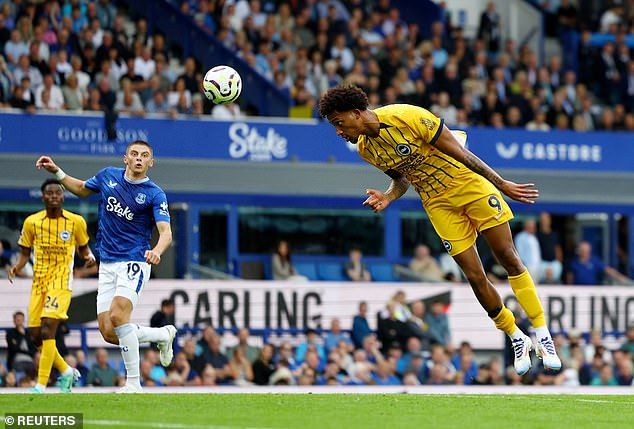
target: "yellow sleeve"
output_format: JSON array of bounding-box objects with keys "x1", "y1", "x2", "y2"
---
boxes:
[
  {"x1": 17, "y1": 217, "x2": 34, "y2": 249},
  {"x1": 408, "y1": 106, "x2": 444, "y2": 146},
  {"x1": 74, "y1": 215, "x2": 90, "y2": 247}
]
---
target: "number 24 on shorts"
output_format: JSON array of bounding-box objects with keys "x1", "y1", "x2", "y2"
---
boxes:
[{"x1": 44, "y1": 296, "x2": 59, "y2": 310}]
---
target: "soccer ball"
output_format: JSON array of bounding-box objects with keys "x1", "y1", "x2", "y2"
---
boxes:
[{"x1": 202, "y1": 65, "x2": 242, "y2": 104}]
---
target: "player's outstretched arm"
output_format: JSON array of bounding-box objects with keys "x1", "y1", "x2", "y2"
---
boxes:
[
  {"x1": 36, "y1": 156, "x2": 94, "y2": 198},
  {"x1": 8, "y1": 247, "x2": 31, "y2": 283},
  {"x1": 432, "y1": 126, "x2": 539, "y2": 204},
  {"x1": 144, "y1": 221, "x2": 173, "y2": 265},
  {"x1": 363, "y1": 175, "x2": 409, "y2": 213}
]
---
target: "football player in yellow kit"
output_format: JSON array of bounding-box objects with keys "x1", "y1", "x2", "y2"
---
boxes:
[{"x1": 319, "y1": 85, "x2": 561, "y2": 375}]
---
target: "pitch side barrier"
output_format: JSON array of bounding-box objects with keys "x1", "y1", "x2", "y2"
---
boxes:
[{"x1": 1, "y1": 279, "x2": 633, "y2": 352}]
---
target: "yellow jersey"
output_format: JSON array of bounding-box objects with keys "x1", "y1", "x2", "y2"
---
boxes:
[
  {"x1": 357, "y1": 104, "x2": 470, "y2": 203},
  {"x1": 18, "y1": 209, "x2": 90, "y2": 293}
]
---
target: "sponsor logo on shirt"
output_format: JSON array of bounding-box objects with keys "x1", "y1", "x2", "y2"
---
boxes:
[
  {"x1": 107, "y1": 180, "x2": 118, "y2": 188},
  {"x1": 106, "y1": 196, "x2": 134, "y2": 220},
  {"x1": 159, "y1": 201, "x2": 170, "y2": 217}
]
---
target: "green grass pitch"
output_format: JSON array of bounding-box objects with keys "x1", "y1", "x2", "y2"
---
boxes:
[{"x1": 1, "y1": 394, "x2": 633, "y2": 429}]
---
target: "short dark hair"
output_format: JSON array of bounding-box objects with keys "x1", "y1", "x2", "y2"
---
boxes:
[
  {"x1": 13, "y1": 311, "x2": 25, "y2": 318},
  {"x1": 41, "y1": 178, "x2": 62, "y2": 193},
  {"x1": 126, "y1": 140, "x2": 153, "y2": 154},
  {"x1": 318, "y1": 84, "x2": 369, "y2": 118},
  {"x1": 161, "y1": 299, "x2": 174, "y2": 308}
]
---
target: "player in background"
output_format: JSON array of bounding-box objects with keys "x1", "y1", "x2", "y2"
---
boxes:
[
  {"x1": 9, "y1": 179, "x2": 94, "y2": 393},
  {"x1": 318, "y1": 85, "x2": 561, "y2": 375},
  {"x1": 36, "y1": 141, "x2": 176, "y2": 393}
]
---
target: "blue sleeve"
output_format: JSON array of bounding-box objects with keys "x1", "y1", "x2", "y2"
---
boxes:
[
  {"x1": 152, "y1": 191, "x2": 171, "y2": 223},
  {"x1": 84, "y1": 168, "x2": 108, "y2": 192}
]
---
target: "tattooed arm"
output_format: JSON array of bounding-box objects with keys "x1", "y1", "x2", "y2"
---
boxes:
[
  {"x1": 363, "y1": 171, "x2": 410, "y2": 213},
  {"x1": 432, "y1": 125, "x2": 539, "y2": 204}
]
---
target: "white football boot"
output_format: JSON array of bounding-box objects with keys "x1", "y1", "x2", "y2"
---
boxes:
[
  {"x1": 512, "y1": 334, "x2": 533, "y2": 376},
  {"x1": 536, "y1": 335, "x2": 562, "y2": 371},
  {"x1": 117, "y1": 384, "x2": 143, "y2": 394},
  {"x1": 158, "y1": 325, "x2": 177, "y2": 367}
]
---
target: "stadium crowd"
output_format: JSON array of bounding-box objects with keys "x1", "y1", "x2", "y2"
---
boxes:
[
  {"x1": 0, "y1": 0, "x2": 632, "y2": 129},
  {"x1": 3, "y1": 295, "x2": 634, "y2": 388}
]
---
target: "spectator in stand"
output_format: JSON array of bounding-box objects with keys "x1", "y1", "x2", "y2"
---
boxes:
[
  {"x1": 228, "y1": 328, "x2": 260, "y2": 364},
  {"x1": 71, "y1": 350, "x2": 89, "y2": 387},
  {"x1": 514, "y1": 219, "x2": 542, "y2": 283},
  {"x1": 228, "y1": 346, "x2": 254, "y2": 386},
  {"x1": 4, "y1": 29, "x2": 28, "y2": 65},
  {"x1": 180, "y1": 338, "x2": 206, "y2": 377},
  {"x1": 202, "y1": 333, "x2": 231, "y2": 384},
  {"x1": 35, "y1": 72, "x2": 64, "y2": 109},
  {"x1": 421, "y1": 343, "x2": 456, "y2": 385},
  {"x1": 211, "y1": 101, "x2": 244, "y2": 120},
  {"x1": 295, "y1": 328, "x2": 326, "y2": 364},
  {"x1": 478, "y1": 2, "x2": 501, "y2": 59},
  {"x1": 13, "y1": 54, "x2": 43, "y2": 90},
  {"x1": 324, "y1": 318, "x2": 354, "y2": 352},
  {"x1": 270, "y1": 239, "x2": 307, "y2": 282},
  {"x1": 86, "y1": 348, "x2": 118, "y2": 387},
  {"x1": 537, "y1": 212, "x2": 563, "y2": 283},
  {"x1": 61, "y1": 73, "x2": 84, "y2": 110},
  {"x1": 566, "y1": 241, "x2": 631, "y2": 285},
  {"x1": 409, "y1": 244, "x2": 444, "y2": 281},
  {"x1": 150, "y1": 299, "x2": 175, "y2": 329},
  {"x1": 114, "y1": 77, "x2": 144, "y2": 116},
  {"x1": 6, "y1": 311, "x2": 36, "y2": 372},
  {"x1": 252, "y1": 343, "x2": 276, "y2": 385},
  {"x1": 351, "y1": 301, "x2": 372, "y2": 349},
  {"x1": 276, "y1": 341, "x2": 299, "y2": 371},
  {"x1": 174, "y1": 351, "x2": 201, "y2": 386},
  {"x1": 345, "y1": 247, "x2": 371, "y2": 282},
  {"x1": 451, "y1": 342, "x2": 479, "y2": 385},
  {"x1": 200, "y1": 364, "x2": 218, "y2": 386},
  {"x1": 9, "y1": 79, "x2": 36, "y2": 112},
  {"x1": 371, "y1": 359, "x2": 401, "y2": 385},
  {"x1": 424, "y1": 301, "x2": 451, "y2": 349}
]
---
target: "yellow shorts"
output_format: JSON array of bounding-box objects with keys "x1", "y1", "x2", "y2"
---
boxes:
[
  {"x1": 28, "y1": 287, "x2": 72, "y2": 327},
  {"x1": 424, "y1": 170, "x2": 514, "y2": 256}
]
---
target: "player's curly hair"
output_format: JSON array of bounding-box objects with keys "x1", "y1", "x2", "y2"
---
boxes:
[{"x1": 318, "y1": 84, "x2": 369, "y2": 118}]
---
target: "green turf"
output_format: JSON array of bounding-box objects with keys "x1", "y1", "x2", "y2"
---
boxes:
[{"x1": 1, "y1": 394, "x2": 633, "y2": 429}]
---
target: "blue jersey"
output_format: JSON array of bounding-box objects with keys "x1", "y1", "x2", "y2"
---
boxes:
[{"x1": 85, "y1": 167, "x2": 170, "y2": 263}]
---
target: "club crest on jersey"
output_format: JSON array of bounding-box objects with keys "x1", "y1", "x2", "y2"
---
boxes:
[
  {"x1": 59, "y1": 230, "x2": 70, "y2": 241},
  {"x1": 135, "y1": 193, "x2": 147, "y2": 205},
  {"x1": 443, "y1": 240, "x2": 452, "y2": 252},
  {"x1": 396, "y1": 144, "x2": 412, "y2": 156}
]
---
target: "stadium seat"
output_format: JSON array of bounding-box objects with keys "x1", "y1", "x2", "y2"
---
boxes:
[
  {"x1": 370, "y1": 263, "x2": 398, "y2": 282},
  {"x1": 317, "y1": 263, "x2": 347, "y2": 281},
  {"x1": 294, "y1": 262, "x2": 319, "y2": 281}
]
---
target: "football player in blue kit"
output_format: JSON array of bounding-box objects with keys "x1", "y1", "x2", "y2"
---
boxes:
[{"x1": 36, "y1": 140, "x2": 176, "y2": 393}]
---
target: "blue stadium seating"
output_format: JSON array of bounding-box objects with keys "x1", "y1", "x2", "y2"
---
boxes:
[
  {"x1": 294, "y1": 262, "x2": 319, "y2": 281},
  {"x1": 370, "y1": 263, "x2": 398, "y2": 282},
  {"x1": 317, "y1": 263, "x2": 347, "y2": 281}
]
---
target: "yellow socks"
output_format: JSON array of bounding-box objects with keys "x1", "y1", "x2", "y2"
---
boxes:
[
  {"x1": 53, "y1": 349, "x2": 70, "y2": 374},
  {"x1": 489, "y1": 305, "x2": 517, "y2": 335},
  {"x1": 508, "y1": 269, "x2": 547, "y2": 328},
  {"x1": 38, "y1": 339, "x2": 56, "y2": 387}
]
